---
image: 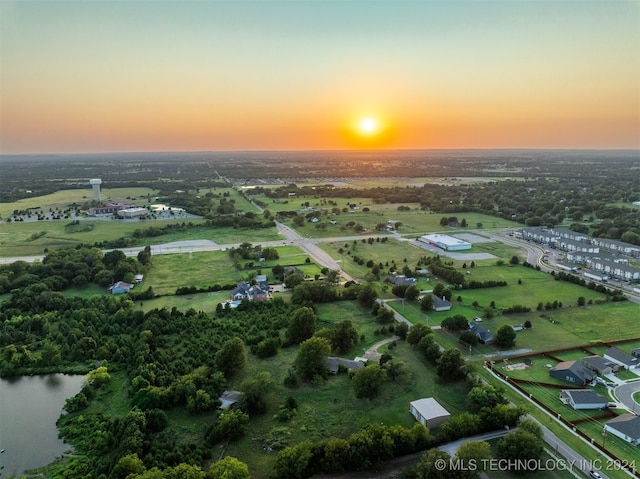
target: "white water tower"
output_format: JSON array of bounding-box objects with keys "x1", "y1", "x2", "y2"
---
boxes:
[{"x1": 90, "y1": 178, "x2": 102, "y2": 201}]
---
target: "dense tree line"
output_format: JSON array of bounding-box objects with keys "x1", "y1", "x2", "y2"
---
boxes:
[{"x1": 0, "y1": 245, "x2": 146, "y2": 294}]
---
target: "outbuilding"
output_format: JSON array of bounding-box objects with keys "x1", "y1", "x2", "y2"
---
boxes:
[
  {"x1": 109, "y1": 281, "x2": 134, "y2": 295},
  {"x1": 409, "y1": 398, "x2": 450, "y2": 428}
]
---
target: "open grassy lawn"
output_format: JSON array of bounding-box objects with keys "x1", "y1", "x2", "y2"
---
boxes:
[
  {"x1": 466, "y1": 242, "x2": 525, "y2": 261},
  {"x1": 117, "y1": 223, "x2": 283, "y2": 246},
  {"x1": 553, "y1": 349, "x2": 595, "y2": 362},
  {"x1": 83, "y1": 370, "x2": 132, "y2": 418},
  {"x1": 144, "y1": 250, "x2": 238, "y2": 295},
  {"x1": 0, "y1": 219, "x2": 284, "y2": 256},
  {"x1": 492, "y1": 356, "x2": 564, "y2": 384},
  {"x1": 319, "y1": 238, "x2": 431, "y2": 280},
  {"x1": 457, "y1": 277, "x2": 607, "y2": 312},
  {"x1": 518, "y1": 383, "x2": 609, "y2": 422},
  {"x1": 0, "y1": 218, "x2": 186, "y2": 255},
  {"x1": 145, "y1": 245, "x2": 317, "y2": 295},
  {"x1": 280, "y1": 207, "x2": 516, "y2": 239},
  {"x1": 62, "y1": 283, "x2": 111, "y2": 299},
  {"x1": 141, "y1": 291, "x2": 232, "y2": 314},
  {"x1": 388, "y1": 296, "x2": 639, "y2": 355},
  {"x1": 545, "y1": 302, "x2": 640, "y2": 343},
  {"x1": 610, "y1": 339, "x2": 640, "y2": 354}
]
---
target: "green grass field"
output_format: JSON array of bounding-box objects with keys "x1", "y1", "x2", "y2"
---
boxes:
[
  {"x1": 0, "y1": 219, "x2": 283, "y2": 256},
  {"x1": 320, "y1": 238, "x2": 430, "y2": 281},
  {"x1": 284, "y1": 209, "x2": 515, "y2": 239},
  {"x1": 388, "y1": 297, "x2": 639, "y2": 354},
  {"x1": 144, "y1": 245, "x2": 318, "y2": 295}
]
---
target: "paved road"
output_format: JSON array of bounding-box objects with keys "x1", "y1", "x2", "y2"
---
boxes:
[{"x1": 613, "y1": 382, "x2": 640, "y2": 414}]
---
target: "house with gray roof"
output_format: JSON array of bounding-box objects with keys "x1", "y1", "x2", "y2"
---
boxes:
[
  {"x1": 231, "y1": 280, "x2": 270, "y2": 302},
  {"x1": 218, "y1": 390, "x2": 242, "y2": 409},
  {"x1": 469, "y1": 322, "x2": 494, "y2": 343},
  {"x1": 549, "y1": 361, "x2": 596, "y2": 386},
  {"x1": 109, "y1": 281, "x2": 134, "y2": 295},
  {"x1": 560, "y1": 389, "x2": 607, "y2": 410},
  {"x1": 386, "y1": 274, "x2": 417, "y2": 287},
  {"x1": 604, "y1": 414, "x2": 640, "y2": 446},
  {"x1": 604, "y1": 347, "x2": 639, "y2": 369},
  {"x1": 432, "y1": 295, "x2": 452, "y2": 312},
  {"x1": 581, "y1": 355, "x2": 620, "y2": 375},
  {"x1": 325, "y1": 357, "x2": 366, "y2": 374},
  {"x1": 283, "y1": 266, "x2": 304, "y2": 278}
]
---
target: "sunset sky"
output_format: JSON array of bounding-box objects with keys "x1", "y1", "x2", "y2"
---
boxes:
[{"x1": 1, "y1": 0, "x2": 639, "y2": 154}]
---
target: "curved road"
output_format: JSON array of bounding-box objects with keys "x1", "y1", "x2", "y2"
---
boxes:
[{"x1": 614, "y1": 382, "x2": 640, "y2": 414}]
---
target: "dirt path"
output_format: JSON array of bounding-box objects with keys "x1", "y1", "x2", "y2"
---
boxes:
[{"x1": 363, "y1": 336, "x2": 399, "y2": 362}]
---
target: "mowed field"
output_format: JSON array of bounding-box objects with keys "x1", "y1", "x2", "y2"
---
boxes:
[
  {"x1": 144, "y1": 245, "x2": 317, "y2": 295},
  {"x1": 0, "y1": 218, "x2": 283, "y2": 257},
  {"x1": 284, "y1": 209, "x2": 515, "y2": 238}
]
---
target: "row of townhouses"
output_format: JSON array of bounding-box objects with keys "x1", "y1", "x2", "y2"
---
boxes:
[{"x1": 518, "y1": 227, "x2": 640, "y2": 282}]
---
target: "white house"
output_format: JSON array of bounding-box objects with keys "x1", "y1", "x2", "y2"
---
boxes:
[
  {"x1": 604, "y1": 414, "x2": 640, "y2": 446},
  {"x1": 604, "y1": 347, "x2": 639, "y2": 369},
  {"x1": 559, "y1": 390, "x2": 607, "y2": 410}
]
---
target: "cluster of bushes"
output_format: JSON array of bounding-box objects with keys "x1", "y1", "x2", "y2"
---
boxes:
[
  {"x1": 502, "y1": 304, "x2": 531, "y2": 314},
  {"x1": 428, "y1": 262, "x2": 466, "y2": 287},
  {"x1": 176, "y1": 284, "x2": 236, "y2": 295},
  {"x1": 272, "y1": 423, "x2": 431, "y2": 478},
  {"x1": 467, "y1": 280, "x2": 508, "y2": 289}
]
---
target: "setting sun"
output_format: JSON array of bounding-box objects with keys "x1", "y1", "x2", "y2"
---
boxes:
[{"x1": 358, "y1": 117, "x2": 379, "y2": 136}]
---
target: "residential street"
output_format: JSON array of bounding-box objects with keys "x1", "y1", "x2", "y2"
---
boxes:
[{"x1": 613, "y1": 382, "x2": 640, "y2": 414}]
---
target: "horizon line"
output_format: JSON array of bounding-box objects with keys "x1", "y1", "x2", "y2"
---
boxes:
[{"x1": 2, "y1": 146, "x2": 639, "y2": 157}]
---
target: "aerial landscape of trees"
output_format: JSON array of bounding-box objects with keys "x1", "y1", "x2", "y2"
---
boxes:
[{"x1": 0, "y1": 152, "x2": 639, "y2": 478}]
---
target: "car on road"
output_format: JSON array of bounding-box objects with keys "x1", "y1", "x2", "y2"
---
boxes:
[{"x1": 589, "y1": 470, "x2": 602, "y2": 479}]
